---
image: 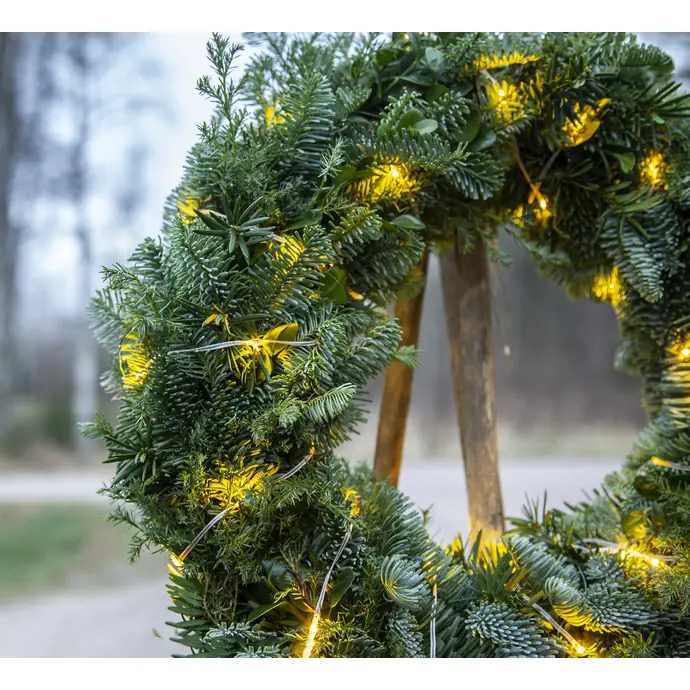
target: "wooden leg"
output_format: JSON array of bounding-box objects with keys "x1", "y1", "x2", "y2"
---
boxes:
[
  {"x1": 373, "y1": 252, "x2": 429, "y2": 487},
  {"x1": 440, "y1": 238, "x2": 504, "y2": 540}
]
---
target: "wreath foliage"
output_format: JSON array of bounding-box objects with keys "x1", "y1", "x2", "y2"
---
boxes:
[{"x1": 88, "y1": 32, "x2": 690, "y2": 658}]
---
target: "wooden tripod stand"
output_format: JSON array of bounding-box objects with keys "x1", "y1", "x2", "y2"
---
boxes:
[{"x1": 373, "y1": 238, "x2": 505, "y2": 540}]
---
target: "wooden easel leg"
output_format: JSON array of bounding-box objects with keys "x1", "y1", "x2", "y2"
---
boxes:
[
  {"x1": 373, "y1": 252, "x2": 429, "y2": 487},
  {"x1": 440, "y1": 238, "x2": 504, "y2": 540}
]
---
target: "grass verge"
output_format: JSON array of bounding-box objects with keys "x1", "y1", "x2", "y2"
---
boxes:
[{"x1": 0, "y1": 503, "x2": 162, "y2": 601}]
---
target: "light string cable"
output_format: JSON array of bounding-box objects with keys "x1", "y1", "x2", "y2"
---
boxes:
[
  {"x1": 530, "y1": 599, "x2": 587, "y2": 656},
  {"x1": 177, "y1": 507, "x2": 232, "y2": 564},
  {"x1": 481, "y1": 66, "x2": 559, "y2": 207},
  {"x1": 650, "y1": 456, "x2": 690, "y2": 472},
  {"x1": 175, "y1": 450, "x2": 316, "y2": 565},
  {"x1": 429, "y1": 582, "x2": 438, "y2": 658},
  {"x1": 302, "y1": 521, "x2": 354, "y2": 658},
  {"x1": 579, "y1": 538, "x2": 675, "y2": 566},
  {"x1": 511, "y1": 137, "x2": 555, "y2": 208},
  {"x1": 170, "y1": 338, "x2": 317, "y2": 355},
  {"x1": 276, "y1": 448, "x2": 316, "y2": 482}
]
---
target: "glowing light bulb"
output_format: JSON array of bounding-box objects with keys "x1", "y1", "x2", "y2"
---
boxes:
[
  {"x1": 539, "y1": 198, "x2": 547, "y2": 210},
  {"x1": 119, "y1": 333, "x2": 152, "y2": 388},
  {"x1": 350, "y1": 160, "x2": 418, "y2": 203},
  {"x1": 561, "y1": 99, "x2": 610, "y2": 148},
  {"x1": 489, "y1": 81, "x2": 524, "y2": 122},
  {"x1": 650, "y1": 558, "x2": 660, "y2": 567},
  {"x1": 168, "y1": 553, "x2": 184, "y2": 576},
  {"x1": 592, "y1": 267, "x2": 624, "y2": 308},
  {"x1": 670, "y1": 336, "x2": 690, "y2": 361},
  {"x1": 302, "y1": 612, "x2": 320, "y2": 658},
  {"x1": 639, "y1": 151, "x2": 668, "y2": 189},
  {"x1": 575, "y1": 644, "x2": 586, "y2": 656},
  {"x1": 248, "y1": 340, "x2": 261, "y2": 351}
]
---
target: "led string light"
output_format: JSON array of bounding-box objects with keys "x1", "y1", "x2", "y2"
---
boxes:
[
  {"x1": 171, "y1": 338, "x2": 317, "y2": 355},
  {"x1": 581, "y1": 538, "x2": 674, "y2": 567},
  {"x1": 472, "y1": 51, "x2": 539, "y2": 71},
  {"x1": 264, "y1": 100, "x2": 286, "y2": 127},
  {"x1": 350, "y1": 160, "x2": 420, "y2": 204},
  {"x1": 561, "y1": 99, "x2": 610, "y2": 148},
  {"x1": 177, "y1": 194, "x2": 210, "y2": 224},
  {"x1": 510, "y1": 139, "x2": 553, "y2": 223},
  {"x1": 302, "y1": 522, "x2": 354, "y2": 658},
  {"x1": 639, "y1": 151, "x2": 669, "y2": 189},
  {"x1": 169, "y1": 450, "x2": 317, "y2": 569},
  {"x1": 488, "y1": 80, "x2": 525, "y2": 122},
  {"x1": 527, "y1": 534, "x2": 676, "y2": 659},
  {"x1": 481, "y1": 68, "x2": 526, "y2": 124},
  {"x1": 650, "y1": 456, "x2": 690, "y2": 473},
  {"x1": 531, "y1": 601, "x2": 588, "y2": 657},
  {"x1": 592, "y1": 267, "x2": 624, "y2": 308},
  {"x1": 669, "y1": 335, "x2": 690, "y2": 362},
  {"x1": 119, "y1": 333, "x2": 152, "y2": 388}
]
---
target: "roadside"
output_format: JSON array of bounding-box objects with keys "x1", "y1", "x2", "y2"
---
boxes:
[{"x1": 0, "y1": 457, "x2": 621, "y2": 657}]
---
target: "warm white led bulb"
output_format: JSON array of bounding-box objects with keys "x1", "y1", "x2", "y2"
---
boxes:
[{"x1": 302, "y1": 613, "x2": 320, "y2": 658}]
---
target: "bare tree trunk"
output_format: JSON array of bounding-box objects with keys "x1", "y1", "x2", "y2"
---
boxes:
[
  {"x1": 440, "y1": 237, "x2": 504, "y2": 541},
  {"x1": 74, "y1": 222, "x2": 98, "y2": 460},
  {"x1": 69, "y1": 35, "x2": 98, "y2": 463},
  {"x1": 374, "y1": 252, "x2": 429, "y2": 486},
  {"x1": 0, "y1": 33, "x2": 20, "y2": 439}
]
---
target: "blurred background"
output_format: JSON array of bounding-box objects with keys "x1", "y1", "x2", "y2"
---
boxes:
[{"x1": 0, "y1": 32, "x2": 687, "y2": 657}]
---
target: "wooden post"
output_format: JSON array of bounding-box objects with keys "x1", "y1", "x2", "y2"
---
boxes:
[
  {"x1": 373, "y1": 252, "x2": 429, "y2": 487},
  {"x1": 440, "y1": 238, "x2": 504, "y2": 540}
]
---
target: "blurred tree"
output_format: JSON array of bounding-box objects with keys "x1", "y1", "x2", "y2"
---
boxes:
[
  {"x1": 0, "y1": 33, "x2": 21, "y2": 438},
  {"x1": 639, "y1": 33, "x2": 690, "y2": 84},
  {"x1": 26, "y1": 33, "x2": 161, "y2": 460},
  {"x1": 0, "y1": 32, "x2": 163, "y2": 460}
]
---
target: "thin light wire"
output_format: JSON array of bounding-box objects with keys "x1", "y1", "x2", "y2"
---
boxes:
[
  {"x1": 650, "y1": 457, "x2": 690, "y2": 472},
  {"x1": 276, "y1": 454, "x2": 312, "y2": 482},
  {"x1": 302, "y1": 522, "x2": 354, "y2": 658},
  {"x1": 316, "y1": 523, "x2": 353, "y2": 612},
  {"x1": 171, "y1": 339, "x2": 317, "y2": 355},
  {"x1": 429, "y1": 582, "x2": 438, "y2": 658},
  {"x1": 178, "y1": 507, "x2": 231, "y2": 563},
  {"x1": 581, "y1": 538, "x2": 675, "y2": 564},
  {"x1": 531, "y1": 601, "x2": 585, "y2": 655},
  {"x1": 174, "y1": 452, "x2": 313, "y2": 564}
]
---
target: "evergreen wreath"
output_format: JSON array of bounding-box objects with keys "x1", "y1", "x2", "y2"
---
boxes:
[{"x1": 88, "y1": 32, "x2": 690, "y2": 658}]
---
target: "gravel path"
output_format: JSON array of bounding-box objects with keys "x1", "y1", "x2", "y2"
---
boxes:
[{"x1": 0, "y1": 458, "x2": 621, "y2": 657}]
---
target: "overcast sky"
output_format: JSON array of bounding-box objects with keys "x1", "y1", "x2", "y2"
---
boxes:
[{"x1": 24, "y1": 32, "x2": 255, "y2": 323}]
